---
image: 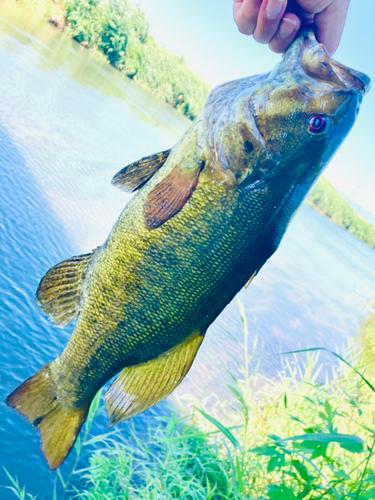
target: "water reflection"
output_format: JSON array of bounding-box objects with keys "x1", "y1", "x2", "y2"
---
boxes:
[{"x1": 0, "y1": 0, "x2": 190, "y2": 138}]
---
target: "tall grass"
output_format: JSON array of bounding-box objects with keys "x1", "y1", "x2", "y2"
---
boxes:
[
  {"x1": 358, "y1": 299, "x2": 375, "y2": 377},
  {"x1": 6, "y1": 302, "x2": 375, "y2": 499}
]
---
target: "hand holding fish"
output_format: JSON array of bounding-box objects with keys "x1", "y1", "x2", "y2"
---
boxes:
[{"x1": 233, "y1": 0, "x2": 351, "y2": 54}]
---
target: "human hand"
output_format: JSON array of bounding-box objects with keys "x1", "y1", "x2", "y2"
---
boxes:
[{"x1": 233, "y1": 0, "x2": 351, "y2": 54}]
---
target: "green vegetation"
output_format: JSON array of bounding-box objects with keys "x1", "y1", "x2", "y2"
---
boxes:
[
  {"x1": 359, "y1": 299, "x2": 375, "y2": 371},
  {"x1": 64, "y1": 0, "x2": 149, "y2": 76},
  {"x1": 7, "y1": 302, "x2": 375, "y2": 499},
  {"x1": 64, "y1": 0, "x2": 210, "y2": 119},
  {"x1": 17, "y1": 0, "x2": 211, "y2": 120},
  {"x1": 14, "y1": 0, "x2": 65, "y2": 27},
  {"x1": 134, "y1": 36, "x2": 210, "y2": 120},
  {"x1": 306, "y1": 177, "x2": 375, "y2": 249}
]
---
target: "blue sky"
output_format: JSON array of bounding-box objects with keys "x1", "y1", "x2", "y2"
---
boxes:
[{"x1": 135, "y1": 0, "x2": 375, "y2": 216}]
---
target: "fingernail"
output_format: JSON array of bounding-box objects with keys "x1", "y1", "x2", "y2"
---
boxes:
[
  {"x1": 265, "y1": 0, "x2": 284, "y2": 20},
  {"x1": 279, "y1": 17, "x2": 297, "y2": 38}
]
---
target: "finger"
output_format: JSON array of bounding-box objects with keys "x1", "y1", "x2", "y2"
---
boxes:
[
  {"x1": 253, "y1": 0, "x2": 288, "y2": 44},
  {"x1": 233, "y1": 0, "x2": 263, "y2": 35},
  {"x1": 315, "y1": 0, "x2": 351, "y2": 54},
  {"x1": 299, "y1": 11, "x2": 314, "y2": 28},
  {"x1": 269, "y1": 13, "x2": 301, "y2": 53}
]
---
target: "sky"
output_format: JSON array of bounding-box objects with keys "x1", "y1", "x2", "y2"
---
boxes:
[{"x1": 134, "y1": 0, "x2": 375, "y2": 217}]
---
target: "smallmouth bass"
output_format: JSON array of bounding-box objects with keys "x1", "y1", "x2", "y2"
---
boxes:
[{"x1": 6, "y1": 29, "x2": 370, "y2": 469}]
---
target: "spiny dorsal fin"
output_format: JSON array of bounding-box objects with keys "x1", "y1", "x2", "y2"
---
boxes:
[
  {"x1": 105, "y1": 331, "x2": 205, "y2": 426},
  {"x1": 36, "y1": 249, "x2": 98, "y2": 327},
  {"x1": 112, "y1": 149, "x2": 171, "y2": 193},
  {"x1": 143, "y1": 161, "x2": 205, "y2": 230}
]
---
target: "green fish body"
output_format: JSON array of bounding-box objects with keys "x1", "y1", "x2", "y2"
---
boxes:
[{"x1": 6, "y1": 30, "x2": 370, "y2": 469}]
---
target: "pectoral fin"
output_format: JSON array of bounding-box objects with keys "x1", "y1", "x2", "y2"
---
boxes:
[
  {"x1": 36, "y1": 249, "x2": 98, "y2": 327},
  {"x1": 143, "y1": 161, "x2": 205, "y2": 230},
  {"x1": 112, "y1": 149, "x2": 171, "y2": 192},
  {"x1": 105, "y1": 331, "x2": 204, "y2": 426}
]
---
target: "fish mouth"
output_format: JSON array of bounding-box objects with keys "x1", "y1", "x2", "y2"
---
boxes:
[{"x1": 283, "y1": 28, "x2": 370, "y2": 96}]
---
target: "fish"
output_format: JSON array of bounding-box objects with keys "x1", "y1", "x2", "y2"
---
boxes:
[{"x1": 6, "y1": 28, "x2": 370, "y2": 470}]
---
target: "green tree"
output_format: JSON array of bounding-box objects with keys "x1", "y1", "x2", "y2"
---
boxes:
[
  {"x1": 65, "y1": 0, "x2": 105, "y2": 48},
  {"x1": 99, "y1": 0, "x2": 148, "y2": 75},
  {"x1": 51, "y1": 0, "x2": 210, "y2": 118},
  {"x1": 307, "y1": 177, "x2": 375, "y2": 249}
]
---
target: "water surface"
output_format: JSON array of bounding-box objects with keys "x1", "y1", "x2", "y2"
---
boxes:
[{"x1": 1, "y1": 3, "x2": 374, "y2": 498}]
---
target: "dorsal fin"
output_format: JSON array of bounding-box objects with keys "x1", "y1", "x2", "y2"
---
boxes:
[
  {"x1": 105, "y1": 331, "x2": 204, "y2": 426},
  {"x1": 36, "y1": 249, "x2": 98, "y2": 327},
  {"x1": 143, "y1": 160, "x2": 205, "y2": 230},
  {"x1": 112, "y1": 149, "x2": 171, "y2": 193}
]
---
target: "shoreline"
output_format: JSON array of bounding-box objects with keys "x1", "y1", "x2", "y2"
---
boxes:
[
  {"x1": 306, "y1": 177, "x2": 375, "y2": 250},
  {"x1": 14, "y1": 0, "x2": 211, "y2": 121}
]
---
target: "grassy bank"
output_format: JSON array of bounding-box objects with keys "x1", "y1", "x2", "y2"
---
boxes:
[
  {"x1": 16, "y1": 0, "x2": 211, "y2": 120},
  {"x1": 359, "y1": 299, "x2": 375, "y2": 371},
  {"x1": 7, "y1": 304, "x2": 375, "y2": 499},
  {"x1": 306, "y1": 177, "x2": 375, "y2": 250}
]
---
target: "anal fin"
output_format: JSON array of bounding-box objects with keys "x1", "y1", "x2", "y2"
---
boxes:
[
  {"x1": 112, "y1": 149, "x2": 171, "y2": 193},
  {"x1": 105, "y1": 331, "x2": 204, "y2": 426},
  {"x1": 36, "y1": 249, "x2": 98, "y2": 327}
]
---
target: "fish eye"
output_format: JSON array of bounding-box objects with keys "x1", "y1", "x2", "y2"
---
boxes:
[{"x1": 307, "y1": 114, "x2": 329, "y2": 135}]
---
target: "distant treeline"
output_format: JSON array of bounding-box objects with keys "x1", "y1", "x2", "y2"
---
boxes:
[
  {"x1": 17, "y1": 0, "x2": 211, "y2": 119},
  {"x1": 306, "y1": 177, "x2": 375, "y2": 249},
  {"x1": 58, "y1": 0, "x2": 211, "y2": 120}
]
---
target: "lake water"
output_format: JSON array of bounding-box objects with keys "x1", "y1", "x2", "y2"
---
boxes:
[{"x1": 1, "y1": 2, "x2": 375, "y2": 498}]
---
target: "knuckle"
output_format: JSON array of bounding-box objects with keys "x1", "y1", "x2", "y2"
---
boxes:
[
  {"x1": 236, "y1": 10, "x2": 257, "y2": 27},
  {"x1": 269, "y1": 40, "x2": 283, "y2": 53},
  {"x1": 237, "y1": 23, "x2": 255, "y2": 35},
  {"x1": 235, "y1": 15, "x2": 255, "y2": 35},
  {"x1": 253, "y1": 32, "x2": 269, "y2": 44},
  {"x1": 253, "y1": 25, "x2": 273, "y2": 44}
]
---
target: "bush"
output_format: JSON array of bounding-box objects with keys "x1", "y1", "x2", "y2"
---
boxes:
[
  {"x1": 135, "y1": 36, "x2": 211, "y2": 120},
  {"x1": 62, "y1": 0, "x2": 210, "y2": 118},
  {"x1": 306, "y1": 177, "x2": 375, "y2": 249}
]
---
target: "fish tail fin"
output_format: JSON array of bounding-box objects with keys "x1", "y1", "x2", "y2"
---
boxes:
[{"x1": 6, "y1": 364, "x2": 89, "y2": 470}]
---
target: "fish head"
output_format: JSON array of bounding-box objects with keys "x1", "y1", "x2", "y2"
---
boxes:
[{"x1": 204, "y1": 29, "x2": 370, "y2": 192}]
